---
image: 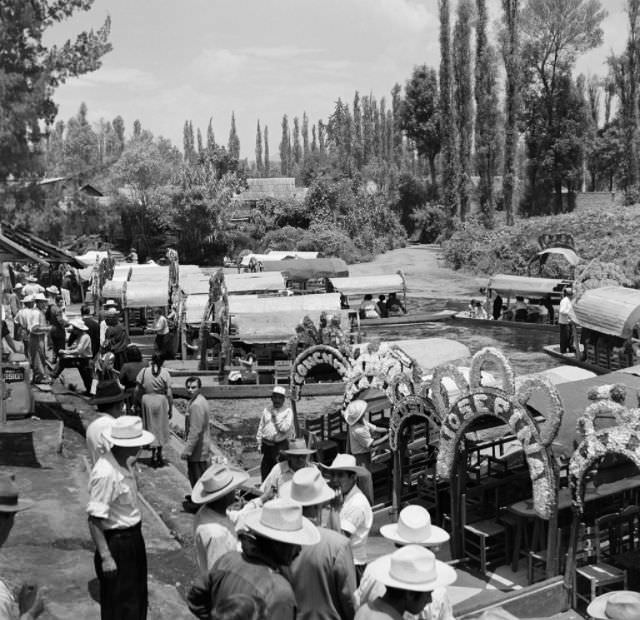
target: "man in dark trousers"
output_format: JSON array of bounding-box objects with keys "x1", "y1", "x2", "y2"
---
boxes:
[{"x1": 81, "y1": 305, "x2": 100, "y2": 358}]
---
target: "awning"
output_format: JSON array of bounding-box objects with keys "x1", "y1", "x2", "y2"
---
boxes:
[
  {"x1": 262, "y1": 258, "x2": 349, "y2": 280},
  {"x1": 487, "y1": 274, "x2": 571, "y2": 297},
  {"x1": 240, "y1": 251, "x2": 318, "y2": 266},
  {"x1": 329, "y1": 273, "x2": 406, "y2": 296},
  {"x1": 225, "y1": 272, "x2": 285, "y2": 294},
  {"x1": 184, "y1": 294, "x2": 209, "y2": 326},
  {"x1": 229, "y1": 292, "x2": 342, "y2": 315},
  {"x1": 232, "y1": 309, "x2": 351, "y2": 344},
  {"x1": 536, "y1": 247, "x2": 580, "y2": 267},
  {"x1": 575, "y1": 286, "x2": 640, "y2": 338},
  {"x1": 388, "y1": 338, "x2": 471, "y2": 372},
  {"x1": 102, "y1": 280, "x2": 126, "y2": 303},
  {"x1": 125, "y1": 281, "x2": 167, "y2": 308},
  {"x1": 0, "y1": 233, "x2": 47, "y2": 264},
  {"x1": 2, "y1": 225, "x2": 82, "y2": 266}
]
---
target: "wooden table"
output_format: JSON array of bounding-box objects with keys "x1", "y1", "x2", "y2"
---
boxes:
[{"x1": 506, "y1": 475, "x2": 640, "y2": 572}]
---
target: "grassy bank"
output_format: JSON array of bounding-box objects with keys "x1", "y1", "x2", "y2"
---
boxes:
[{"x1": 441, "y1": 205, "x2": 640, "y2": 285}]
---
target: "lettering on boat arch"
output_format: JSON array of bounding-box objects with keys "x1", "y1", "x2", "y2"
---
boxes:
[
  {"x1": 437, "y1": 386, "x2": 557, "y2": 519},
  {"x1": 290, "y1": 344, "x2": 350, "y2": 401},
  {"x1": 389, "y1": 394, "x2": 439, "y2": 452},
  {"x1": 569, "y1": 425, "x2": 640, "y2": 513}
]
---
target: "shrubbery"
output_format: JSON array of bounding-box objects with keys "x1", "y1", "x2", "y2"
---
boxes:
[{"x1": 441, "y1": 205, "x2": 640, "y2": 286}]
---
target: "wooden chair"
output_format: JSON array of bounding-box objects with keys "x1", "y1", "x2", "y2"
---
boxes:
[
  {"x1": 527, "y1": 527, "x2": 564, "y2": 585},
  {"x1": 306, "y1": 416, "x2": 338, "y2": 465},
  {"x1": 273, "y1": 360, "x2": 292, "y2": 385},
  {"x1": 462, "y1": 493, "x2": 509, "y2": 575},
  {"x1": 574, "y1": 520, "x2": 627, "y2": 611},
  {"x1": 325, "y1": 410, "x2": 347, "y2": 452}
]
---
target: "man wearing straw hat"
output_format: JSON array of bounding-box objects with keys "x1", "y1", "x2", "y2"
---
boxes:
[
  {"x1": 587, "y1": 591, "x2": 640, "y2": 620},
  {"x1": 261, "y1": 437, "x2": 317, "y2": 498},
  {"x1": 87, "y1": 416, "x2": 154, "y2": 619},
  {"x1": 188, "y1": 498, "x2": 320, "y2": 620},
  {"x1": 256, "y1": 386, "x2": 295, "y2": 481},
  {"x1": 51, "y1": 318, "x2": 93, "y2": 393},
  {"x1": 343, "y1": 399, "x2": 388, "y2": 469},
  {"x1": 356, "y1": 504, "x2": 454, "y2": 620},
  {"x1": 0, "y1": 475, "x2": 44, "y2": 619},
  {"x1": 321, "y1": 454, "x2": 373, "y2": 583},
  {"x1": 85, "y1": 380, "x2": 127, "y2": 465},
  {"x1": 354, "y1": 545, "x2": 456, "y2": 619},
  {"x1": 190, "y1": 464, "x2": 249, "y2": 578},
  {"x1": 281, "y1": 467, "x2": 357, "y2": 620}
]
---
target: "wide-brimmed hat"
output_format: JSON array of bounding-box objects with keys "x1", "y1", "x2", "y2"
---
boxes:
[
  {"x1": 0, "y1": 475, "x2": 33, "y2": 513},
  {"x1": 380, "y1": 505, "x2": 449, "y2": 546},
  {"x1": 103, "y1": 299, "x2": 118, "y2": 307},
  {"x1": 343, "y1": 399, "x2": 367, "y2": 426},
  {"x1": 319, "y1": 453, "x2": 367, "y2": 476},
  {"x1": 272, "y1": 386, "x2": 286, "y2": 397},
  {"x1": 14, "y1": 283, "x2": 23, "y2": 290},
  {"x1": 191, "y1": 465, "x2": 249, "y2": 504},
  {"x1": 25, "y1": 275, "x2": 38, "y2": 283},
  {"x1": 105, "y1": 307, "x2": 119, "y2": 316},
  {"x1": 587, "y1": 591, "x2": 640, "y2": 619},
  {"x1": 243, "y1": 498, "x2": 320, "y2": 546},
  {"x1": 367, "y1": 545, "x2": 457, "y2": 592},
  {"x1": 281, "y1": 438, "x2": 316, "y2": 456},
  {"x1": 102, "y1": 415, "x2": 154, "y2": 447},
  {"x1": 90, "y1": 379, "x2": 125, "y2": 405},
  {"x1": 279, "y1": 467, "x2": 335, "y2": 506},
  {"x1": 33, "y1": 293, "x2": 47, "y2": 302},
  {"x1": 69, "y1": 318, "x2": 88, "y2": 332},
  {"x1": 22, "y1": 294, "x2": 34, "y2": 303},
  {"x1": 45, "y1": 285, "x2": 60, "y2": 295}
]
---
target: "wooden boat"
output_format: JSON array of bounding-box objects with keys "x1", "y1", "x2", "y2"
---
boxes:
[
  {"x1": 171, "y1": 381, "x2": 345, "y2": 400},
  {"x1": 543, "y1": 286, "x2": 640, "y2": 375},
  {"x1": 360, "y1": 309, "x2": 455, "y2": 328},
  {"x1": 452, "y1": 313, "x2": 559, "y2": 333}
]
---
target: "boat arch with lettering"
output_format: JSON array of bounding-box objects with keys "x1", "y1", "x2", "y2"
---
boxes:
[{"x1": 290, "y1": 344, "x2": 350, "y2": 401}]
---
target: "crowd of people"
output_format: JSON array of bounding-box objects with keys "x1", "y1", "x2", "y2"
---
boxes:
[{"x1": 357, "y1": 293, "x2": 407, "y2": 320}]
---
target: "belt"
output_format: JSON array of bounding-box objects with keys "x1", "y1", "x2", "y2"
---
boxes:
[
  {"x1": 262, "y1": 438, "x2": 286, "y2": 447},
  {"x1": 104, "y1": 522, "x2": 142, "y2": 537}
]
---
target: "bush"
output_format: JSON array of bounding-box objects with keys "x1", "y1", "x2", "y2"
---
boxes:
[{"x1": 410, "y1": 204, "x2": 447, "y2": 243}]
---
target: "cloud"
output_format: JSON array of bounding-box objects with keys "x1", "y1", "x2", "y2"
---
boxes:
[
  {"x1": 237, "y1": 45, "x2": 325, "y2": 59},
  {"x1": 191, "y1": 48, "x2": 247, "y2": 82},
  {"x1": 62, "y1": 67, "x2": 159, "y2": 89},
  {"x1": 350, "y1": 0, "x2": 433, "y2": 32}
]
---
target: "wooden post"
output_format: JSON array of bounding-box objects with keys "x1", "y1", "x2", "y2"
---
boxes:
[
  {"x1": 450, "y1": 448, "x2": 466, "y2": 559},
  {"x1": 392, "y1": 448, "x2": 401, "y2": 521},
  {"x1": 563, "y1": 510, "x2": 580, "y2": 608}
]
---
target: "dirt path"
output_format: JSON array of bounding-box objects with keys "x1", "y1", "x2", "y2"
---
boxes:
[{"x1": 350, "y1": 244, "x2": 482, "y2": 299}]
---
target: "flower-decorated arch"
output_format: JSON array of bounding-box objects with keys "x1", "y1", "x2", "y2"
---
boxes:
[{"x1": 290, "y1": 344, "x2": 350, "y2": 401}]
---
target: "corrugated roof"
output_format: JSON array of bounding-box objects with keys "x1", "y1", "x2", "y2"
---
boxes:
[
  {"x1": 225, "y1": 272, "x2": 285, "y2": 294},
  {"x1": 229, "y1": 292, "x2": 342, "y2": 315},
  {"x1": 575, "y1": 286, "x2": 640, "y2": 338},
  {"x1": 263, "y1": 258, "x2": 349, "y2": 280},
  {"x1": 487, "y1": 274, "x2": 570, "y2": 297}
]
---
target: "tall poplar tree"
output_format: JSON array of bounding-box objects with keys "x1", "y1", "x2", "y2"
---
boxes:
[
  {"x1": 293, "y1": 117, "x2": 302, "y2": 164},
  {"x1": 353, "y1": 92, "x2": 364, "y2": 168},
  {"x1": 197, "y1": 128, "x2": 204, "y2": 157},
  {"x1": 255, "y1": 120, "x2": 263, "y2": 174},
  {"x1": 391, "y1": 83, "x2": 403, "y2": 165},
  {"x1": 318, "y1": 121, "x2": 326, "y2": 154},
  {"x1": 228, "y1": 112, "x2": 240, "y2": 160},
  {"x1": 302, "y1": 113, "x2": 310, "y2": 159},
  {"x1": 280, "y1": 115, "x2": 291, "y2": 175},
  {"x1": 439, "y1": 0, "x2": 460, "y2": 221},
  {"x1": 206, "y1": 118, "x2": 216, "y2": 152},
  {"x1": 133, "y1": 119, "x2": 142, "y2": 138},
  {"x1": 502, "y1": 0, "x2": 521, "y2": 225},
  {"x1": 453, "y1": 0, "x2": 473, "y2": 222},
  {"x1": 311, "y1": 125, "x2": 318, "y2": 152},
  {"x1": 264, "y1": 125, "x2": 270, "y2": 175},
  {"x1": 183, "y1": 120, "x2": 195, "y2": 163},
  {"x1": 475, "y1": 0, "x2": 500, "y2": 227}
]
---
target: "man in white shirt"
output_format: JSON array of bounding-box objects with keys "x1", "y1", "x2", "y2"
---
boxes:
[
  {"x1": 51, "y1": 318, "x2": 93, "y2": 392},
  {"x1": 255, "y1": 386, "x2": 294, "y2": 481},
  {"x1": 87, "y1": 416, "x2": 154, "y2": 619},
  {"x1": 190, "y1": 464, "x2": 249, "y2": 578},
  {"x1": 558, "y1": 288, "x2": 577, "y2": 354},
  {"x1": 322, "y1": 453, "x2": 372, "y2": 584},
  {"x1": 85, "y1": 381, "x2": 126, "y2": 465},
  {"x1": 261, "y1": 438, "x2": 316, "y2": 497}
]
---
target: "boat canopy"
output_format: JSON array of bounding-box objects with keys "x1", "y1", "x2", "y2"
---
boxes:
[
  {"x1": 262, "y1": 258, "x2": 349, "y2": 280},
  {"x1": 184, "y1": 293, "x2": 208, "y2": 326},
  {"x1": 229, "y1": 292, "x2": 342, "y2": 315},
  {"x1": 487, "y1": 274, "x2": 571, "y2": 297},
  {"x1": 225, "y1": 272, "x2": 285, "y2": 294},
  {"x1": 128, "y1": 264, "x2": 169, "y2": 283},
  {"x1": 232, "y1": 309, "x2": 351, "y2": 344},
  {"x1": 328, "y1": 273, "x2": 406, "y2": 296},
  {"x1": 102, "y1": 280, "x2": 126, "y2": 304},
  {"x1": 575, "y1": 286, "x2": 640, "y2": 338},
  {"x1": 240, "y1": 250, "x2": 318, "y2": 267},
  {"x1": 536, "y1": 247, "x2": 580, "y2": 267},
  {"x1": 387, "y1": 338, "x2": 471, "y2": 372},
  {"x1": 125, "y1": 280, "x2": 167, "y2": 308}
]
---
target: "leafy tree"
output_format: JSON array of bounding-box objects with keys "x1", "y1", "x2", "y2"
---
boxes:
[
  {"x1": 439, "y1": 0, "x2": 460, "y2": 221},
  {"x1": 311, "y1": 125, "x2": 318, "y2": 152},
  {"x1": 255, "y1": 120, "x2": 263, "y2": 174},
  {"x1": 133, "y1": 119, "x2": 142, "y2": 137},
  {"x1": 352, "y1": 92, "x2": 364, "y2": 168},
  {"x1": 302, "y1": 112, "x2": 310, "y2": 159},
  {"x1": 520, "y1": 0, "x2": 605, "y2": 215},
  {"x1": 502, "y1": 0, "x2": 521, "y2": 225},
  {"x1": 400, "y1": 66, "x2": 441, "y2": 188},
  {"x1": 318, "y1": 121, "x2": 326, "y2": 154},
  {"x1": 183, "y1": 120, "x2": 195, "y2": 163},
  {"x1": 391, "y1": 83, "x2": 403, "y2": 165},
  {"x1": 280, "y1": 115, "x2": 291, "y2": 175},
  {"x1": 228, "y1": 112, "x2": 240, "y2": 160},
  {"x1": 206, "y1": 118, "x2": 216, "y2": 152},
  {"x1": 45, "y1": 120, "x2": 65, "y2": 175},
  {"x1": 264, "y1": 125, "x2": 270, "y2": 175},
  {"x1": 112, "y1": 115, "x2": 125, "y2": 151},
  {"x1": 583, "y1": 74, "x2": 602, "y2": 191},
  {"x1": 453, "y1": 0, "x2": 473, "y2": 221},
  {"x1": 197, "y1": 128, "x2": 204, "y2": 157},
  {"x1": 0, "y1": 0, "x2": 111, "y2": 184},
  {"x1": 475, "y1": 0, "x2": 501, "y2": 227},
  {"x1": 63, "y1": 102, "x2": 99, "y2": 177},
  {"x1": 293, "y1": 117, "x2": 302, "y2": 164}
]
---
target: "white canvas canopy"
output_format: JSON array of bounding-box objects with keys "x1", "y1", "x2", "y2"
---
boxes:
[
  {"x1": 225, "y1": 272, "x2": 285, "y2": 294},
  {"x1": 128, "y1": 265, "x2": 169, "y2": 282},
  {"x1": 125, "y1": 281, "x2": 167, "y2": 308},
  {"x1": 487, "y1": 274, "x2": 570, "y2": 297},
  {"x1": 184, "y1": 293, "x2": 209, "y2": 326},
  {"x1": 329, "y1": 273, "x2": 405, "y2": 296},
  {"x1": 575, "y1": 286, "x2": 640, "y2": 338},
  {"x1": 228, "y1": 292, "x2": 341, "y2": 315},
  {"x1": 388, "y1": 338, "x2": 471, "y2": 372},
  {"x1": 240, "y1": 250, "x2": 318, "y2": 266},
  {"x1": 232, "y1": 309, "x2": 351, "y2": 344},
  {"x1": 102, "y1": 280, "x2": 126, "y2": 304}
]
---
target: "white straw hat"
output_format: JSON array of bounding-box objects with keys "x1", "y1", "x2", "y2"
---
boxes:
[
  {"x1": 191, "y1": 465, "x2": 249, "y2": 504},
  {"x1": 587, "y1": 590, "x2": 640, "y2": 619},
  {"x1": 104, "y1": 299, "x2": 118, "y2": 307},
  {"x1": 367, "y1": 545, "x2": 457, "y2": 592},
  {"x1": 279, "y1": 467, "x2": 335, "y2": 507},
  {"x1": 243, "y1": 498, "x2": 320, "y2": 546},
  {"x1": 379, "y1": 504, "x2": 450, "y2": 547},
  {"x1": 102, "y1": 415, "x2": 154, "y2": 447},
  {"x1": 320, "y1": 453, "x2": 367, "y2": 475},
  {"x1": 272, "y1": 386, "x2": 286, "y2": 396},
  {"x1": 69, "y1": 318, "x2": 88, "y2": 332},
  {"x1": 343, "y1": 399, "x2": 367, "y2": 426}
]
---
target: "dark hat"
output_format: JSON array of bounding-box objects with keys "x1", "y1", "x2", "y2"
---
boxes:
[
  {"x1": 0, "y1": 475, "x2": 33, "y2": 513},
  {"x1": 90, "y1": 379, "x2": 125, "y2": 406}
]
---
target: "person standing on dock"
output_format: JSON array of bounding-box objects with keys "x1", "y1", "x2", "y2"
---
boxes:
[
  {"x1": 181, "y1": 376, "x2": 212, "y2": 487},
  {"x1": 190, "y1": 464, "x2": 249, "y2": 578},
  {"x1": 261, "y1": 438, "x2": 316, "y2": 497},
  {"x1": 256, "y1": 386, "x2": 294, "y2": 481},
  {"x1": 87, "y1": 416, "x2": 154, "y2": 620},
  {"x1": 344, "y1": 400, "x2": 388, "y2": 470},
  {"x1": 559, "y1": 287, "x2": 577, "y2": 354},
  {"x1": 86, "y1": 381, "x2": 126, "y2": 465}
]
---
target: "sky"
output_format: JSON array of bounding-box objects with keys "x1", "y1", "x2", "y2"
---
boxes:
[{"x1": 46, "y1": 0, "x2": 629, "y2": 160}]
